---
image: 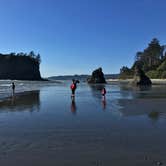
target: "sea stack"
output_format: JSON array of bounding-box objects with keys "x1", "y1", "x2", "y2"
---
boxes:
[
  {"x1": 0, "y1": 53, "x2": 42, "y2": 80},
  {"x1": 132, "y1": 66, "x2": 152, "y2": 86},
  {"x1": 87, "y1": 67, "x2": 106, "y2": 84}
]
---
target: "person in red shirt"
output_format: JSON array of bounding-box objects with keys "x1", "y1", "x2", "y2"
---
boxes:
[
  {"x1": 101, "y1": 87, "x2": 106, "y2": 110},
  {"x1": 70, "y1": 79, "x2": 79, "y2": 99},
  {"x1": 101, "y1": 87, "x2": 106, "y2": 98}
]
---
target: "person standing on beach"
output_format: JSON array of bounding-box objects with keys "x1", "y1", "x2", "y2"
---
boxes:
[
  {"x1": 101, "y1": 87, "x2": 106, "y2": 110},
  {"x1": 11, "y1": 82, "x2": 15, "y2": 96},
  {"x1": 101, "y1": 87, "x2": 106, "y2": 99},
  {"x1": 70, "y1": 79, "x2": 77, "y2": 98},
  {"x1": 70, "y1": 79, "x2": 79, "y2": 99}
]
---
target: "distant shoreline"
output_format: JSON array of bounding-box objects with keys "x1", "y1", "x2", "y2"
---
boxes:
[{"x1": 107, "y1": 79, "x2": 166, "y2": 85}]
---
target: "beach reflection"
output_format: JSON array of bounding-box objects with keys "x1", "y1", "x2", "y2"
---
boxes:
[
  {"x1": 71, "y1": 100, "x2": 77, "y2": 114},
  {"x1": 148, "y1": 111, "x2": 160, "y2": 121},
  {"x1": 89, "y1": 84, "x2": 105, "y2": 100},
  {"x1": 89, "y1": 84, "x2": 107, "y2": 111},
  {"x1": 0, "y1": 90, "x2": 40, "y2": 112},
  {"x1": 101, "y1": 97, "x2": 106, "y2": 110},
  {"x1": 119, "y1": 84, "x2": 166, "y2": 99},
  {"x1": 118, "y1": 98, "x2": 166, "y2": 120}
]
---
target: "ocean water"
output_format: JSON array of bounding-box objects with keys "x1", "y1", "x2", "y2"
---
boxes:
[
  {"x1": 0, "y1": 80, "x2": 166, "y2": 166},
  {"x1": 0, "y1": 80, "x2": 61, "y2": 100}
]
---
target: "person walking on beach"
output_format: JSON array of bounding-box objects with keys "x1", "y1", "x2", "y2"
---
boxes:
[{"x1": 11, "y1": 82, "x2": 15, "y2": 96}]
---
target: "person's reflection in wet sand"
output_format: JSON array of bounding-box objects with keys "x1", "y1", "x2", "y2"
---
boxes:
[
  {"x1": 11, "y1": 95, "x2": 15, "y2": 105},
  {"x1": 71, "y1": 100, "x2": 77, "y2": 115},
  {"x1": 0, "y1": 90, "x2": 41, "y2": 113},
  {"x1": 102, "y1": 96, "x2": 106, "y2": 111}
]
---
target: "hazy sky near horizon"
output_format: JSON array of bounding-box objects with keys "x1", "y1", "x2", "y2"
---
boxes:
[{"x1": 0, "y1": 0, "x2": 166, "y2": 77}]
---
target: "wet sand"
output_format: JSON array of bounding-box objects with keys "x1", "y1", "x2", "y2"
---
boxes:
[
  {"x1": 107, "y1": 78, "x2": 166, "y2": 85},
  {"x1": 119, "y1": 98, "x2": 166, "y2": 116},
  {"x1": 0, "y1": 83, "x2": 166, "y2": 166}
]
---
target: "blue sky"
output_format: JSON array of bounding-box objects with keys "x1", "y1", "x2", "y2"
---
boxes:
[{"x1": 0, "y1": 0, "x2": 166, "y2": 77}]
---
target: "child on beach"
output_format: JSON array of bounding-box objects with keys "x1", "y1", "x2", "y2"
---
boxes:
[
  {"x1": 101, "y1": 88, "x2": 106, "y2": 96},
  {"x1": 101, "y1": 87, "x2": 106, "y2": 110},
  {"x1": 101, "y1": 87, "x2": 106, "y2": 98}
]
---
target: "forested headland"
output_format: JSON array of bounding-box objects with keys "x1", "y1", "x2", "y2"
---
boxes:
[
  {"x1": 0, "y1": 51, "x2": 43, "y2": 80},
  {"x1": 120, "y1": 38, "x2": 166, "y2": 79}
]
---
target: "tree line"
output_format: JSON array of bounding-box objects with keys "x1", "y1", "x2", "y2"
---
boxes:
[
  {"x1": 120, "y1": 38, "x2": 166, "y2": 79},
  {"x1": 0, "y1": 51, "x2": 41, "y2": 64}
]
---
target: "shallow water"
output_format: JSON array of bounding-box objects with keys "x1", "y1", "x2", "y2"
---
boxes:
[{"x1": 0, "y1": 81, "x2": 166, "y2": 166}]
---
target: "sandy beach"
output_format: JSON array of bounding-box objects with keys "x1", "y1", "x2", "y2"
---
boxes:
[{"x1": 0, "y1": 82, "x2": 166, "y2": 166}]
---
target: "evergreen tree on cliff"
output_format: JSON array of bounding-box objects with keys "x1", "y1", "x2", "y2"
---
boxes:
[
  {"x1": 133, "y1": 38, "x2": 163, "y2": 72},
  {"x1": 120, "y1": 38, "x2": 166, "y2": 79}
]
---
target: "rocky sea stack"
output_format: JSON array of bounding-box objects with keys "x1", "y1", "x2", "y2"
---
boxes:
[
  {"x1": 87, "y1": 67, "x2": 106, "y2": 84},
  {"x1": 0, "y1": 52, "x2": 43, "y2": 80},
  {"x1": 132, "y1": 66, "x2": 152, "y2": 86}
]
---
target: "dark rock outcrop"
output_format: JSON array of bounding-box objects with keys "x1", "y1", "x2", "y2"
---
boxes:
[
  {"x1": 0, "y1": 54, "x2": 42, "y2": 80},
  {"x1": 132, "y1": 67, "x2": 152, "y2": 86},
  {"x1": 87, "y1": 68, "x2": 106, "y2": 84}
]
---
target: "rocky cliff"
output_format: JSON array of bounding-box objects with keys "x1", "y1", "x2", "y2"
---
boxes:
[
  {"x1": 87, "y1": 68, "x2": 106, "y2": 84},
  {"x1": 0, "y1": 54, "x2": 42, "y2": 80},
  {"x1": 132, "y1": 66, "x2": 152, "y2": 86}
]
